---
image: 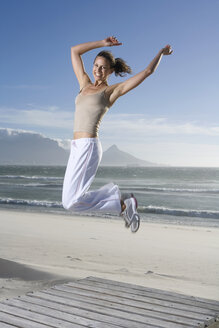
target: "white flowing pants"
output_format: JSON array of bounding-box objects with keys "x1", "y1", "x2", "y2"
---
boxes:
[{"x1": 62, "y1": 138, "x2": 121, "y2": 215}]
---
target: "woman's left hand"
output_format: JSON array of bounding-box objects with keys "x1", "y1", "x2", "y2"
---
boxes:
[
  {"x1": 103, "y1": 36, "x2": 122, "y2": 47},
  {"x1": 162, "y1": 44, "x2": 173, "y2": 55}
]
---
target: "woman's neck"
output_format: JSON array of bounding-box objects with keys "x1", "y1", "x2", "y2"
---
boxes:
[{"x1": 94, "y1": 80, "x2": 108, "y2": 87}]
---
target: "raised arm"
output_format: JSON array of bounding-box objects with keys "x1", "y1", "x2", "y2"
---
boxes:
[
  {"x1": 109, "y1": 45, "x2": 173, "y2": 104},
  {"x1": 71, "y1": 37, "x2": 122, "y2": 90}
]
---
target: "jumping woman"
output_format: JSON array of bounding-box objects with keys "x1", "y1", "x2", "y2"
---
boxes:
[{"x1": 62, "y1": 36, "x2": 173, "y2": 232}]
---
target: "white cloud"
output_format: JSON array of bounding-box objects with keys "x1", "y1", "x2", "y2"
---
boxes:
[
  {"x1": 1, "y1": 107, "x2": 219, "y2": 166},
  {"x1": 0, "y1": 105, "x2": 73, "y2": 129},
  {"x1": 55, "y1": 138, "x2": 71, "y2": 150},
  {"x1": 26, "y1": 104, "x2": 59, "y2": 111},
  {"x1": 101, "y1": 114, "x2": 219, "y2": 137},
  {"x1": 0, "y1": 127, "x2": 70, "y2": 151},
  {"x1": 1, "y1": 106, "x2": 219, "y2": 138},
  {"x1": 0, "y1": 127, "x2": 218, "y2": 166},
  {"x1": 0, "y1": 127, "x2": 39, "y2": 137},
  {"x1": 117, "y1": 142, "x2": 219, "y2": 167},
  {"x1": 0, "y1": 127, "x2": 42, "y2": 137},
  {"x1": 100, "y1": 114, "x2": 219, "y2": 166},
  {"x1": 22, "y1": 109, "x2": 73, "y2": 128}
]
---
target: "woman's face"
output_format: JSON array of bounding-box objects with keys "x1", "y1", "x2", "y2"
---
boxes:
[{"x1": 93, "y1": 56, "x2": 113, "y2": 83}]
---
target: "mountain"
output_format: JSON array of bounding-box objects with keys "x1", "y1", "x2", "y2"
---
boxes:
[
  {"x1": 0, "y1": 129, "x2": 160, "y2": 166},
  {"x1": 101, "y1": 144, "x2": 158, "y2": 167},
  {"x1": 0, "y1": 129, "x2": 69, "y2": 165}
]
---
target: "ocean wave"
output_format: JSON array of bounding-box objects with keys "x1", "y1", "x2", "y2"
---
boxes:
[
  {"x1": 1, "y1": 198, "x2": 219, "y2": 220},
  {"x1": 0, "y1": 197, "x2": 62, "y2": 208},
  {"x1": 0, "y1": 175, "x2": 63, "y2": 180},
  {"x1": 135, "y1": 187, "x2": 219, "y2": 194},
  {"x1": 22, "y1": 183, "x2": 61, "y2": 188},
  {"x1": 141, "y1": 205, "x2": 219, "y2": 219},
  {"x1": 0, "y1": 182, "x2": 62, "y2": 188}
]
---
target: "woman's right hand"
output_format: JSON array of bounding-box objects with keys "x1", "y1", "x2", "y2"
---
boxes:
[
  {"x1": 103, "y1": 36, "x2": 122, "y2": 47},
  {"x1": 162, "y1": 44, "x2": 173, "y2": 55}
]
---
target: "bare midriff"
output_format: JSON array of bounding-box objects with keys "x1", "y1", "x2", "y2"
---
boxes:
[{"x1": 73, "y1": 131, "x2": 97, "y2": 139}]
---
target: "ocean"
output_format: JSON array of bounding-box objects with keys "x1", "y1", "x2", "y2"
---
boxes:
[{"x1": 0, "y1": 165, "x2": 219, "y2": 227}]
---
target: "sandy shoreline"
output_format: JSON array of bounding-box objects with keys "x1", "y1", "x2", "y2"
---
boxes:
[{"x1": 0, "y1": 208, "x2": 219, "y2": 302}]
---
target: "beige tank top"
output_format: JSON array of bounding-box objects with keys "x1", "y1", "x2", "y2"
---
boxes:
[{"x1": 73, "y1": 88, "x2": 111, "y2": 136}]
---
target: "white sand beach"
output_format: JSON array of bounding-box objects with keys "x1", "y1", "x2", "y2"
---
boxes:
[{"x1": 0, "y1": 209, "x2": 219, "y2": 302}]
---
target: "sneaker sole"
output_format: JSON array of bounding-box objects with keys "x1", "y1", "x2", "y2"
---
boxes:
[
  {"x1": 122, "y1": 195, "x2": 140, "y2": 232},
  {"x1": 126, "y1": 198, "x2": 140, "y2": 232},
  {"x1": 130, "y1": 213, "x2": 140, "y2": 233}
]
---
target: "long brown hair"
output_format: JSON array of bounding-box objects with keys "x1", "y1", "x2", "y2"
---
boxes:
[{"x1": 94, "y1": 51, "x2": 132, "y2": 77}]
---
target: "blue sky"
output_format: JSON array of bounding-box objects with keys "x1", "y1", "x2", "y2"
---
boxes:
[{"x1": 0, "y1": 0, "x2": 219, "y2": 166}]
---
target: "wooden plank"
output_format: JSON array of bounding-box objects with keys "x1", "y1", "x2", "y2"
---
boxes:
[
  {"x1": 85, "y1": 277, "x2": 219, "y2": 313},
  {"x1": 2, "y1": 299, "x2": 118, "y2": 328},
  {"x1": 86, "y1": 277, "x2": 219, "y2": 312},
  {"x1": 0, "y1": 304, "x2": 82, "y2": 328},
  {"x1": 20, "y1": 292, "x2": 197, "y2": 328},
  {"x1": 0, "y1": 322, "x2": 23, "y2": 328},
  {"x1": 48, "y1": 285, "x2": 215, "y2": 320},
  {"x1": 87, "y1": 276, "x2": 219, "y2": 306},
  {"x1": 46, "y1": 286, "x2": 212, "y2": 321},
  {"x1": 208, "y1": 322, "x2": 219, "y2": 328},
  {"x1": 26, "y1": 288, "x2": 206, "y2": 327},
  {"x1": 0, "y1": 276, "x2": 218, "y2": 328},
  {"x1": 79, "y1": 279, "x2": 218, "y2": 313},
  {"x1": 64, "y1": 281, "x2": 217, "y2": 316},
  {"x1": 0, "y1": 311, "x2": 53, "y2": 328},
  {"x1": 1, "y1": 298, "x2": 167, "y2": 328}
]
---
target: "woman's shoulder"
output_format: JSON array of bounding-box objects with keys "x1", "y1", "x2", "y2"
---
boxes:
[
  {"x1": 104, "y1": 83, "x2": 121, "y2": 97},
  {"x1": 78, "y1": 82, "x2": 93, "y2": 94},
  {"x1": 105, "y1": 82, "x2": 123, "y2": 107}
]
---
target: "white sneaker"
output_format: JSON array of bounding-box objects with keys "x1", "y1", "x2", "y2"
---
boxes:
[{"x1": 122, "y1": 196, "x2": 140, "y2": 233}]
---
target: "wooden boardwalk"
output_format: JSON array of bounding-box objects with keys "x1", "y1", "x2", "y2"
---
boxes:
[{"x1": 0, "y1": 276, "x2": 218, "y2": 327}]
